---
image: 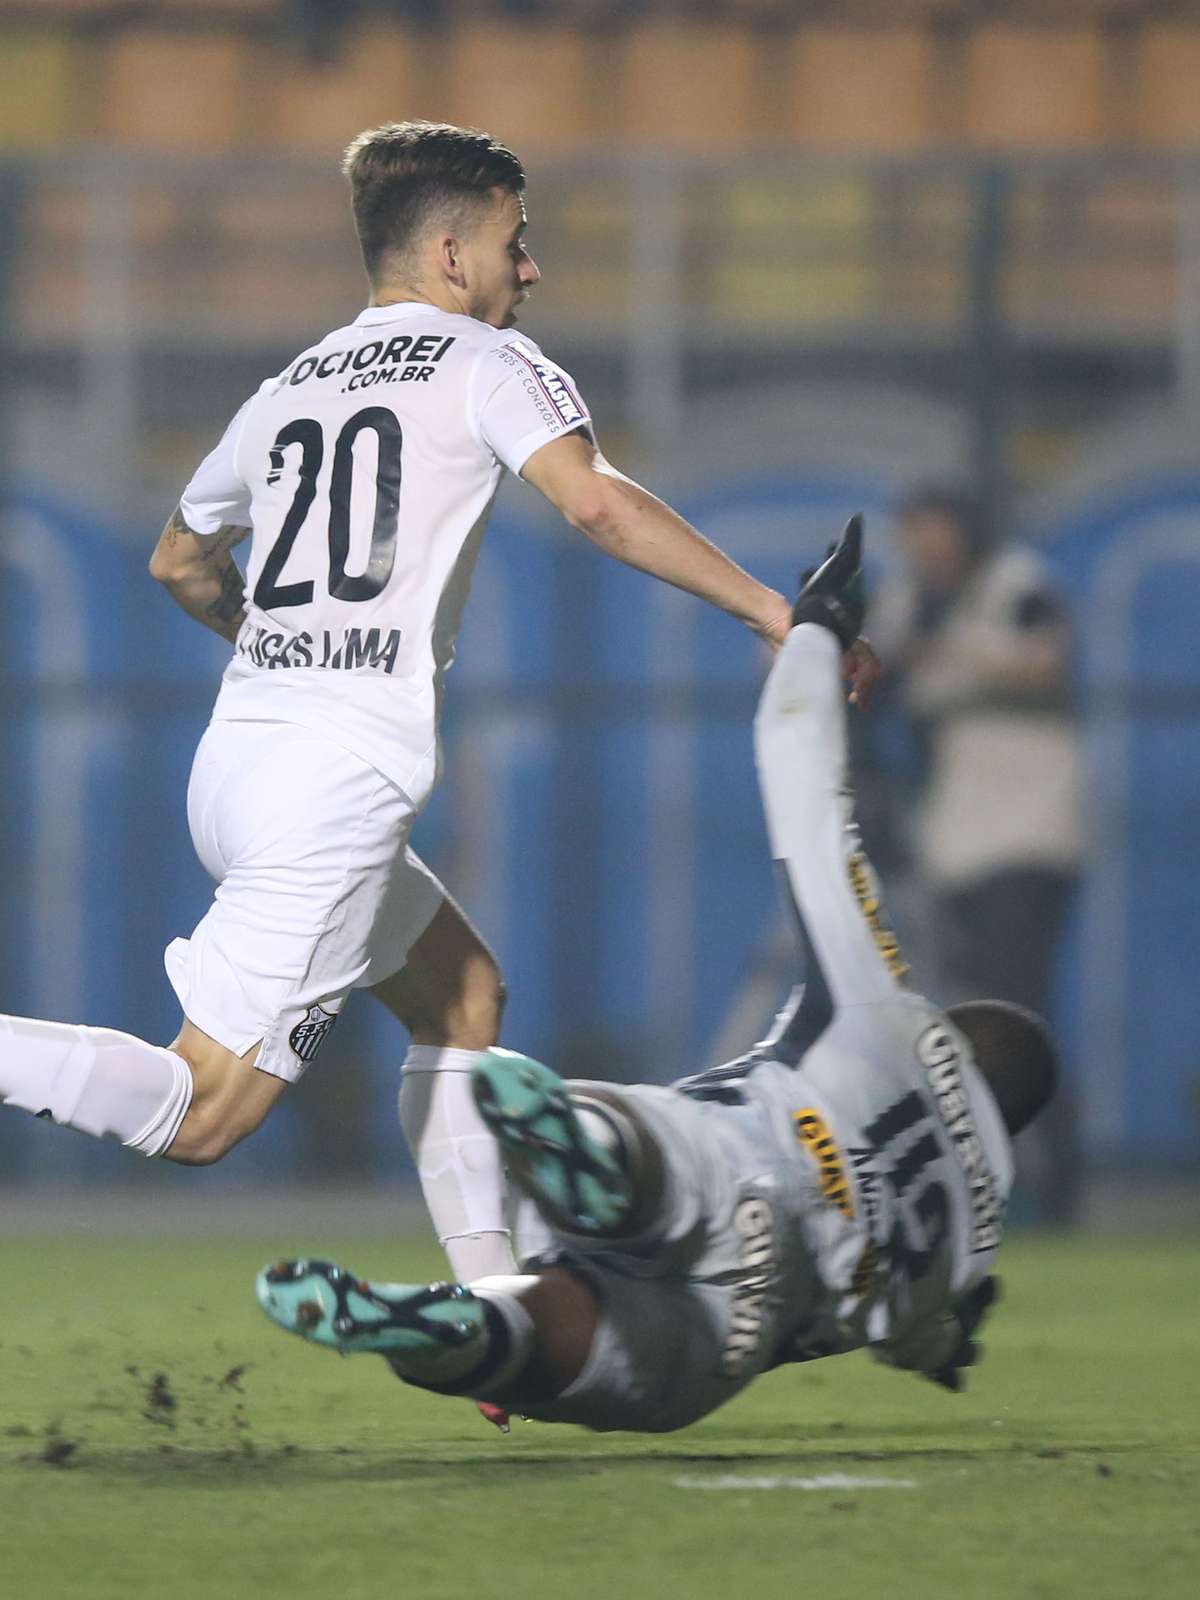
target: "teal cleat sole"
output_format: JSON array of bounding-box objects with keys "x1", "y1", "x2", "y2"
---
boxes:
[
  {"x1": 255, "y1": 1259, "x2": 483, "y2": 1358},
  {"x1": 471, "y1": 1049, "x2": 633, "y2": 1235}
]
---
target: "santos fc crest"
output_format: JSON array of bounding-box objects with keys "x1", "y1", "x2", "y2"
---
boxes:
[{"x1": 289, "y1": 1004, "x2": 339, "y2": 1064}]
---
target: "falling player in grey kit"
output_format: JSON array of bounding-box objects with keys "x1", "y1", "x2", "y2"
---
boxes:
[{"x1": 257, "y1": 519, "x2": 1057, "y2": 1430}]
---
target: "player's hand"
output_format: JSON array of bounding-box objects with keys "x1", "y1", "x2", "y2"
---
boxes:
[
  {"x1": 793, "y1": 514, "x2": 866, "y2": 650},
  {"x1": 843, "y1": 637, "x2": 881, "y2": 709},
  {"x1": 925, "y1": 1276, "x2": 1000, "y2": 1393}
]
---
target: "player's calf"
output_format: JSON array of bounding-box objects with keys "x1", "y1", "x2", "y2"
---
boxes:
[
  {"x1": 257, "y1": 1260, "x2": 535, "y2": 1397},
  {"x1": 377, "y1": 901, "x2": 516, "y2": 1281}
]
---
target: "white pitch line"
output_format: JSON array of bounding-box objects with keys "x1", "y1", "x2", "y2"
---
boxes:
[{"x1": 673, "y1": 1473, "x2": 918, "y2": 1492}]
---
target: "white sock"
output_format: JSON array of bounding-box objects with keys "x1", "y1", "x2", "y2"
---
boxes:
[
  {"x1": 399, "y1": 1045, "x2": 516, "y2": 1280},
  {"x1": 388, "y1": 1275, "x2": 537, "y2": 1396},
  {"x1": 0, "y1": 1014, "x2": 194, "y2": 1158}
]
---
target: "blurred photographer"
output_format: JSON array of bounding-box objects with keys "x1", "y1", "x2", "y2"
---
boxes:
[{"x1": 874, "y1": 486, "x2": 1082, "y2": 1223}]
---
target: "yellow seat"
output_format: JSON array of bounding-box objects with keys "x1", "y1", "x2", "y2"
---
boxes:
[
  {"x1": 530, "y1": 178, "x2": 630, "y2": 320},
  {"x1": 91, "y1": 28, "x2": 251, "y2": 148},
  {"x1": 962, "y1": 26, "x2": 1106, "y2": 148},
  {"x1": 709, "y1": 175, "x2": 877, "y2": 325},
  {"x1": 787, "y1": 28, "x2": 937, "y2": 149},
  {"x1": 15, "y1": 178, "x2": 206, "y2": 337},
  {"x1": 442, "y1": 25, "x2": 592, "y2": 154},
  {"x1": 617, "y1": 21, "x2": 765, "y2": 150},
  {"x1": 36, "y1": 0, "x2": 272, "y2": 13},
  {"x1": 1135, "y1": 26, "x2": 1200, "y2": 145},
  {"x1": 0, "y1": 28, "x2": 73, "y2": 146},
  {"x1": 251, "y1": 23, "x2": 432, "y2": 156}
]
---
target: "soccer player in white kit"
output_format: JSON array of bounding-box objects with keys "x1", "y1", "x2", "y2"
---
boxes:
[
  {"x1": 0, "y1": 124, "x2": 792, "y2": 1289},
  {"x1": 257, "y1": 520, "x2": 1058, "y2": 1431}
]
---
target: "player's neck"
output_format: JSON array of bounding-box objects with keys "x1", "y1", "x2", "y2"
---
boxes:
[{"x1": 369, "y1": 279, "x2": 467, "y2": 318}]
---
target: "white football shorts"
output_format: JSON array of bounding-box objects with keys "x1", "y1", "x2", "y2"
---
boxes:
[{"x1": 164, "y1": 719, "x2": 445, "y2": 1082}]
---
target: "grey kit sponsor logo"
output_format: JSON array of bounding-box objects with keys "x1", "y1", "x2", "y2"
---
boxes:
[
  {"x1": 915, "y1": 1023, "x2": 1004, "y2": 1252},
  {"x1": 719, "y1": 1196, "x2": 775, "y2": 1377}
]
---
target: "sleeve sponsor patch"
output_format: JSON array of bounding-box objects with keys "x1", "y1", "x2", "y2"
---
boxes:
[{"x1": 505, "y1": 345, "x2": 589, "y2": 432}]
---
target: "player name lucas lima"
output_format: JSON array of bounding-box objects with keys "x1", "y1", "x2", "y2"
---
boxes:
[{"x1": 237, "y1": 623, "x2": 402, "y2": 674}]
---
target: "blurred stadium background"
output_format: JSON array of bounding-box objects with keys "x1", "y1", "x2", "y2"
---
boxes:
[{"x1": 1, "y1": 0, "x2": 1198, "y2": 1217}]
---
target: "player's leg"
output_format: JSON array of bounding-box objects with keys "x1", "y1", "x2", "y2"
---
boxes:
[
  {"x1": 256, "y1": 1257, "x2": 597, "y2": 1405},
  {"x1": 369, "y1": 884, "x2": 514, "y2": 1281},
  {"x1": 257, "y1": 1059, "x2": 753, "y2": 1432},
  {"x1": 0, "y1": 1012, "x2": 196, "y2": 1158},
  {"x1": 467, "y1": 1051, "x2": 725, "y2": 1275},
  {"x1": 471, "y1": 1051, "x2": 646, "y2": 1236},
  {"x1": 0, "y1": 723, "x2": 418, "y2": 1167},
  {"x1": 0, "y1": 1009, "x2": 286, "y2": 1164},
  {"x1": 159, "y1": 1024, "x2": 287, "y2": 1165}
]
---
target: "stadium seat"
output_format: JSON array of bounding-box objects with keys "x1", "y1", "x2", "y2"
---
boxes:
[
  {"x1": 35, "y1": 0, "x2": 272, "y2": 12},
  {"x1": 207, "y1": 180, "x2": 359, "y2": 335},
  {"x1": 0, "y1": 27, "x2": 73, "y2": 146},
  {"x1": 617, "y1": 21, "x2": 765, "y2": 149},
  {"x1": 92, "y1": 28, "x2": 251, "y2": 148},
  {"x1": 1001, "y1": 169, "x2": 1176, "y2": 338},
  {"x1": 252, "y1": 24, "x2": 433, "y2": 153},
  {"x1": 1134, "y1": 26, "x2": 1200, "y2": 145},
  {"x1": 442, "y1": 25, "x2": 591, "y2": 153},
  {"x1": 15, "y1": 179, "x2": 190, "y2": 338},
  {"x1": 528, "y1": 177, "x2": 630, "y2": 319},
  {"x1": 709, "y1": 174, "x2": 877, "y2": 325},
  {"x1": 962, "y1": 26, "x2": 1107, "y2": 147},
  {"x1": 786, "y1": 28, "x2": 936, "y2": 149}
]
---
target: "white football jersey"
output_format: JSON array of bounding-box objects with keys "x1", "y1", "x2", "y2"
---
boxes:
[{"x1": 180, "y1": 303, "x2": 591, "y2": 800}]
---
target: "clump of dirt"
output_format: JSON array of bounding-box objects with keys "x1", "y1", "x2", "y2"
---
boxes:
[
  {"x1": 295, "y1": 1300, "x2": 323, "y2": 1331},
  {"x1": 143, "y1": 1372, "x2": 178, "y2": 1426},
  {"x1": 22, "y1": 1422, "x2": 79, "y2": 1469}
]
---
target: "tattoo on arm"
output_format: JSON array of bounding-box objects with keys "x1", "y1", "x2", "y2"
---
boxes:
[
  {"x1": 204, "y1": 553, "x2": 246, "y2": 638},
  {"x1": 204, "y1": 523, "x2": 250, "y2": 562},
  {"x1": 155, "y1": 511, "x2": 250, "y2": 642},
  {"x1": 161, "y1": 506, "x2": 190, "y2": 548}
]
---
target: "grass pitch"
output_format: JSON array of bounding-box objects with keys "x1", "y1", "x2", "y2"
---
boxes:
[{"x1": 1, "y1": 1224, "x2": 1195, "y2": 1600}]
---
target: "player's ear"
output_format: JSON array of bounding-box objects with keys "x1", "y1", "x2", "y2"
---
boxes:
[{"x1": 438, "y1": 232, "x2": 468, "y2": 288}]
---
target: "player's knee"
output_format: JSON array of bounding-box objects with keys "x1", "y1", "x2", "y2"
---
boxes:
[
  {"x1": 416, "y1": 953, "x2": 504, "y2": 1048},
  {"x1": 169, "y1": 1091, "x2": 273, "y2": 1165},
  {"x1": 166, "y1": 1099, "x2": 237, "y2": 1166},
  {"x1": 162, "y1": 1032, "x2": 282, "y2": 1166},
  {"x1": 476, "y1": 965, "x2": 507, "y2": 1029},
  {"x1": 452, "y1": 957, "x2": 505, "y2": 1047}
]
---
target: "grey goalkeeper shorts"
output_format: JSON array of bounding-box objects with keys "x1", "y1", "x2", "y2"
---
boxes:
[{"x1": 511, "y1": 1080, "x2": 806, "y2": 1434}]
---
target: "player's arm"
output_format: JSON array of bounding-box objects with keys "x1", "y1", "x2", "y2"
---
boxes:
[
  {"x1": 149, "y1": 506, "x2": 250, "y2": 644},
  {"x1": 522, "y1": 433, "x2": 791, "y2": 648},
  {"x1": 754, "y1": 521, "x2": 906, "y2": 1015}
]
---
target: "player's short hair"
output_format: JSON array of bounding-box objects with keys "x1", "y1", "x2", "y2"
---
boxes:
[
  {"x1": 895, "y1": 483, "x2": 994, "y2": 557},
  {"x1": 947, "y1": 1000, "x2": 1058, "y2": 1136},
  {"x1": 342, "y1": 121, "x2": 525, "y2": 280}
]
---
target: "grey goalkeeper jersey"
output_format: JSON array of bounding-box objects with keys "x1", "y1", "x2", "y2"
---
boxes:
[
  {"x1": 684, "y1": 625, "x2": 1014, "y2": 1374},
  {"x1": 517, "y1": 628, "x2": 1014, "y2": 1434}
]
